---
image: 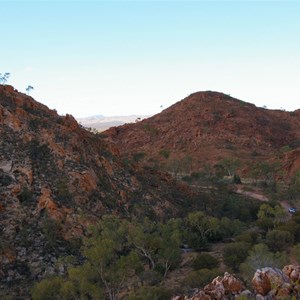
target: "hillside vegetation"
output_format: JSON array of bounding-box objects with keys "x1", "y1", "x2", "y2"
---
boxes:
[{"x1": 1, "y1": 85, "x2": 300, "y2": 299}]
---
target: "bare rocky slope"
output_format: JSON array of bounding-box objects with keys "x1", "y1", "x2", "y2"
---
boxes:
[
  {"x1": 0, "y1": 85, "x2": 201, "y2": 298},
  {"x1": 105, "y1": 91, "x2": 300, "y2": 176}
]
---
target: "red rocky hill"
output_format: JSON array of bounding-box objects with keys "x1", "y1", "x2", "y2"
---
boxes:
[
  {"x1": 0, "y1": 85, "x2": 201, "y2": 298},
  {"x1": 105, "y1": 91, "x2": 300, "y2": 176}
]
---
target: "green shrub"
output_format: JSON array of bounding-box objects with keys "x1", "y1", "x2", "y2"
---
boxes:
[
  {"x1": 159, "y1": 149, "x2": 170, "y2": 159},
  {"x1": 240, "y1": 244, "x2": 289, "y2": 283},
  {"x1": 143, "y1": 123, "x2": 159, "y2": 136},
  {"x1": 128, "y1": 286, "x2": 172, "y2": 300},
  {"x1": 266, "y1": 230, "x2": 294, "y2": 252},
  {"x1": 18, "y1": 186, "x2": 33, "y2": 203},
  {"x1": 291, "y1": 244, "x2": 300, "y2": 264},
  {"x1": 42, "y1": 217, "x2": 62, "y2": 249},
  {"x1": 132, "y1": 152, "x2": 146, "y2": 162},
  {"x1": 183, "y1": 268, "x2": 221, "y2": 289},
  {"x1": 31, "y1": 276, "x2": 63, "y2": 300},
  {"x1": 223, "y1": 242, "x2": 251, "y2": 270},
  {"x1": 236, "y1": 231, "x2": 261, "y2": 245},
  {"x1": 192, "y1": 253, "x2": 219, "y2": 270}
]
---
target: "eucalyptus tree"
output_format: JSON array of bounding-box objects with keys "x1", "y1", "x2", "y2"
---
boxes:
[
  {"x1": 26, "y1": 85, "x2": 34, "y2": 94},
  {"x1": 0, "y1": 72, "x2": 10, "y2": 84}
]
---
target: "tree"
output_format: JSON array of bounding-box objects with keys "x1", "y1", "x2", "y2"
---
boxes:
[
  {"x1": 240, "y1": 244, "x2": 289, "y2": 283},
  {"x1": 286, "y1": 171, "x2": 300, "y2": 202},
  {"x1": 223, "y1": 242, "x2": 251, "y2": 270},
  {"x1": 157, "y1": 219, "x2": 181, "y2": 277},
  {"x1": 84, "y1": 239, "x2": 140, "y2": 300},
  {"x1": 250, "y1": 161, "x2": 281, "y2": 192},
  {"x1": 266, "y1": 229, "x2": 294, "y2": 252},
  {"x1": 291, "y1": 243, "x2": 300, "y2": 263},
  {"x1": 31, "y1": 276, "x2": 65, "y2": 300},
  {"x1": 186, "y1": 211, "x2": 219, "y2": 248},
  {"x1": 83, "y1": 216, "x2": 141, "y2": 300},
  {"x1": 128, "y1": 218, "x2": 162, "y2": 270},
  {"x1": 0, "y1": 72, "x2": 10, "y2": 84},
  {"x1": 220, "y1": 158, "x2": 240, "y2": 177},
  {"x1": 26, "y1": 85, "x2": 34, "y2": 94},
  {"x1": 192, "y1": 253, "x2": 219, "y2": 270},
  {"x1": 257, "y1": 203, "x2": 285, "y2": 231}
]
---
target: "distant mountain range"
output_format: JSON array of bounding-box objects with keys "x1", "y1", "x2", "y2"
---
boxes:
[{"x1": 76, "y1": 114, "x2": 150, "y2": 131}]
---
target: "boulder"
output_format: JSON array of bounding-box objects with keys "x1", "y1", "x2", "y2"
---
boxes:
[
  {"x1": 252, "y1": 267, "x2": 290, "y2": 296},
  {"x1": 282, "y1": 265, "x2": 300, "y2": 282},
  {"x1": 222, "y1": 272, "x2": 245, "y2": 293}
]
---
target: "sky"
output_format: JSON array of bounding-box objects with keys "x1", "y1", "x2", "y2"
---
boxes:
[{"x1": 1, "y1": 0, "x2": 300, "y2": 117}]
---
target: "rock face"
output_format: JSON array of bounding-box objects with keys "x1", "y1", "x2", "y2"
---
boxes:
[
  {"x1": 0, "y1": 85, "x2": 200, "y2": 298},
  {"x1": 174, "y1": 265, "x2": 300, "y2": 299},
  {"x1": 105, "y1": 92, "x2": 300, "y2": 175}
]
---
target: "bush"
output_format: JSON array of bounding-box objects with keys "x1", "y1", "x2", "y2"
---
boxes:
[
  {"x1": 139, "y1": 270, "x2": 162, "y2": 286},
  {"x1": 223, "y1": 242, "x2": 251, "y2": 270},
  {"x1": 42, "y1": 217, "x2": 62, "y2": 249},
  {"x1": 236, "y1": 231, "x2": 261, "y2": 245},
  {"x1": 193, "y1": 253, "x2": 219, "y2": 270},
  {"x1": 128, "y1": 286, "x2": 172, "y2": 300},
  {"x1": 31, "y1": 276, "x2": 63, "y2": 300},
  {"x1": 240, "y1": 244, "x2": 289, "y2": 283},
  {"x1": 266, "y1": 230, "x2": 294, "y2": 252},
  {"x1": 183, "y1": 268, "x2": 221, "y2": 289},
  {"x1": 159, "y1": 149, "x2": 170, "y2": 159},
  {"x1": 291, "y1": 244, "x2": 300, "y2": 263},
  {"x1": 132, "y1": 152, "x2": 146, "y2": 162}
]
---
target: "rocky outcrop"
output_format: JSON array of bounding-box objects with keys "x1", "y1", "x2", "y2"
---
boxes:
[
  {"x1": 173, "y1": 265, "x2": 300, "y2": 299},
  {"x1": 174, "y1": 272, "x2": 246, "y2": 300},
  {"x1": 252, "y1": 267, "x2": 290, "y2": 297}
]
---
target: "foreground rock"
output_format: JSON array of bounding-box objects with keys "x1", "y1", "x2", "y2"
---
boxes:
[{"x1": 173, "y1": 265, "x2": 300, "y2": 299}]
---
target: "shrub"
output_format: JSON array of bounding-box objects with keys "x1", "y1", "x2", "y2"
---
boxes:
[
  {"x1": 193, "y1": 253, "x2": 219, "y2": 270},
  {"x1": 183, "y1": 268, "x2": 221, "y2": 289},
  {"x1": 223, "y1": 242, "x2": 251, "y2": 270},
  {"x1": 159, "y1": 149, "x2": 170, "y2": 159},
  {"x1": 143, "y1": 123, "x2": 159, "y2": 136},
  {"x1": 128, "y1": 286, "x2": 171, "y2": 300},
  {"x1": 236, "y1": 231, "x2": 261, "y2": 245},
  {"x1": 291, "y1": 244, "x2": 300, "y2": 263},
  {"x1": 266, "y1": 230, "x2": 294, "y2": 252},
  {"x1": 240, "y1": 244, "x2": 289, "y2": 283},
  {"x1": 18, "y1": 186, "x2": 33, "y2": 203},
  {"x1": 42, "y1": 217, "x2": 62, "y2": 249},
  {"x1": 132, "y1": 152, "x2": 146, "y2": 162},
  {"x1": 31, "y1": 276, "x2": 63, "y2": 300}
]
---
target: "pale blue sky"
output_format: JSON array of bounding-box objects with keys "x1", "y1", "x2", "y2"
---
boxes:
[{"x1": 2, "y1": 1, "x2": 300, "y2": 117}]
